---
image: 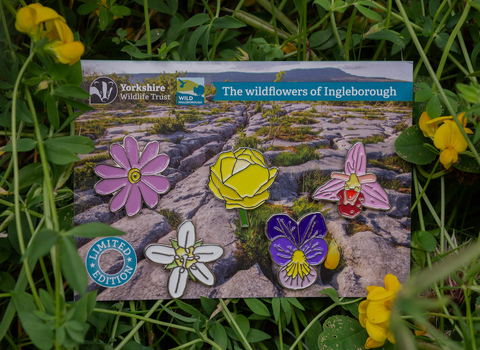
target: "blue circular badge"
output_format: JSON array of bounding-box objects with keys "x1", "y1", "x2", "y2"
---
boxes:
[{"x1": 86, "y1": 237, "x2": 137, "y2": 288}]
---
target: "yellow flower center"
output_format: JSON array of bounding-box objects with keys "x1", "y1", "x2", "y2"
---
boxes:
[
  {"x1": 175, "y1": 247, "x2": 197, "y2": 269},
  {"x1": 128, "y1": 168, "x2": 141, "y2": 183},
  {"x1": 285, "y1": 250, "x2": 310, "y2": 279}
]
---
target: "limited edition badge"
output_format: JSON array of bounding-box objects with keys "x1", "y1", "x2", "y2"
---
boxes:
[{"x1": 86, "y1": 237, "x2": 137, "y2": 288}]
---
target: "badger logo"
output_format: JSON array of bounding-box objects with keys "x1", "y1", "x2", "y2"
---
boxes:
[{"x1": 90, "y1": 77, "x2": 118, "y2": 104}]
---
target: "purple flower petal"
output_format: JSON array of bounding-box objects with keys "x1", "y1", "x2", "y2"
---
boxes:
[
  {"x1": 266, "y1": 214, "x2": 299, "y2": 244},
  {"x1": 298, "y1": 213, "x2": 327, "y2": 244},
  {"x1": 95, "y1": 164, "x2": 128, "y2": 179},
  {"x1": 124, "y1": 136, "x2": 139, "y2": 169},
  {"x1": 125, "y1": 184, "x2": 142, "y2": 216},
  {"x1": 278, "y1": 266, "x2": 317, "y2": 290},
  {"x1": 141, "y1": 175, "x2": 170, "y2": 194},
  {"x1": 110, "y1": 183, "x2": 131, "y2": 212},
  {"x1": 270, "y1": 237, "x2": 297, "y2": 266},
  {"x1": 141, "y1": 154, "x2": 169, "y2": 175},
  {"x1": 110, "y1": 144, "x2": 131, "y2": 170},
  {"x1": 95, "y1": 178, "x2": 128, "y2": 195},
  {"x1": 345, "y1": 142, "x2": 367, "y2": 176},
  {"x1": 139, "y1": 141, "x2": 159, "y2": 169},
  {"x1": 313, "y1": 178, "x2": 345, "y2": 202},
  {"x1": 361, "y1": 182, "x2": 391, "y2": 210},
  {"x1": 138, "y1": 181, "x2": 159, "y2": 208},
  {"x1": 301, "y1": 237, "x2": 328, "y2": 266}
]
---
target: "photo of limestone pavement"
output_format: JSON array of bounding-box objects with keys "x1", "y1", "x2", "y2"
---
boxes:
[{"x1": 74, "y1": 96, "x2": 411, "y2": 300}]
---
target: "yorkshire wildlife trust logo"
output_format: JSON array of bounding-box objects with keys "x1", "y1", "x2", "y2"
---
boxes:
[
  {"x1": 86, "y1": 237, "x2": 137, "y2": 288},
  {"x1": 90, "y1": 76, "x2": 118, "y2": 104},
  {"x1": 177, "y1": 77, "x2": 204, "y2": 105}
]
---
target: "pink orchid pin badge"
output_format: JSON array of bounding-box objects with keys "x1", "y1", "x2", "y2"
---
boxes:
[
  {"x1": 313, "y1": 142, "x2": 390, "y2": 219},
  {"x1": 94, "y1": 136, "x2": 170, "y2": 216}
]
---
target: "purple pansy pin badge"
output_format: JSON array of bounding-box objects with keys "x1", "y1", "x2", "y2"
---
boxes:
[
  {"x1": 266, "y1": 213, "x2": 328, "y2": 290},
  {"x1": 313, "y1": 142, "x2": 390, "y2": 219},
  {"x1": 94, "y1": 136, "x2": 170, "y2": 216}
]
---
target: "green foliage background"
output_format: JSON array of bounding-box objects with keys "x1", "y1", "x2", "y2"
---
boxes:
[{"x1": 2, "y1": 0, "x2": 480, "y2": 349}]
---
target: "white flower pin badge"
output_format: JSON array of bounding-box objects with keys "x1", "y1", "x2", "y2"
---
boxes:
[{"x1": 144, "y1": 220, "x2": 224, "y2": 298}]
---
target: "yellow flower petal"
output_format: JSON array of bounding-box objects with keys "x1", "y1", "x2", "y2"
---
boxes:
[
  {"x1": 231, "y1": 158, "x2": 252, "y2": 176},
  {"x1": 33, "y1": 6, "x2": 61, "y2": 24},
  {"x1": 425, "y1": 116, "x2": 453, "y2": 125},
  {"x1": 434, "y1": 121, "x2": 468, "y2": 153},
  {"x1": 359, "y1": 300, "x2": 369, "y2": 314},
  {"x1": 384, "y1": 273, "x2": 401, "y2": 293},
  {"x1": 15, "y1": 6, "x2": 36, "y2": 34},
  {"x1": 324, "y1": 240, "x2": 340, "y2": 270},
  {"x1": 388, "y1": 330, "x2": 395, "y2": 343},
  {"x1": 366, "y1": 285, "x2": 379, "y2": 294},
  {"x1": 208, "y1": 176, "x2": 224, "y2": 201},
  {"x1": 220, "y1": 156, "x2": 237, "y2": 181},
  {"x1": 210, "y1": 171, "x2": 242, "y2": 200},
  {"x1": 211, "y1": 151, "x2": 235, "y2": 181},
  {"x1": 367, "y1": 287, "x2": 395, "y2": 301},
  {"x1": 366, "y1": 320, "x2": 388, "y2": 343},
  {"x1": 49, "y1": 41, "x2": 84, "y2": 65},
  {"x1": 365, "y1": 336, "x2": 385, "y2": 349},
  {"x1": 366, "y1": 300, "x2": 391, "y2": 324},
  {"x1": 359, "y1": 313, "x2": 367, "y2": 328},
  {"x1": 419, "y1": 112, "x2": 436, "y2": 138},
  {"x1": 225, "y1": 190, "x2": 270, "y2": 210},
  {"x1": 256, "y1": 168, "x2": 278, "y2": 194},
  {"x1": 439, "y1": 149, "x2": 458, "y2": 169},
  {"x1": 224, "y1": 164, "x2": 269, "y2": 197},
  {"x1": 242, "y1": 148, "x2": 266, "y2": 166}
]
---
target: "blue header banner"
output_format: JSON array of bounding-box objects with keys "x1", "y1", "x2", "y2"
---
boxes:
[{"x1": 213, "y1": 82, "x2": 412, "y2": 101}]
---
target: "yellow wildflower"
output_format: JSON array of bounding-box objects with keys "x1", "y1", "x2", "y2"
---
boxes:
[
  {"x1": 419, "y1": 112, "x2": 452, "y2": 138},
  {"x1": 359, "y1": 274, "x2": 401, "y2": 349},
  {"x1": 455, "y1": 112, "x2": 473, "y2": 134},
  {"x1": 433, "y1": 121, "x2": 468, "y2": 169},
  {"x1": 282, "y1": 42, "x2": 297, "y2": 54},
  {"x1": 324, "y1": 240, "x2": 340, "y2": 270},
  {"x1": 44, "y1": 18, "x2": 85, "y2": 65},
  {"x1": 15, "y1": 3, "x2": 62, "y2": 36}
]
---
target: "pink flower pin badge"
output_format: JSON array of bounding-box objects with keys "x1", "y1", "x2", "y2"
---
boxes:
[
  {"x1": 94, "y1": 136, "x2": 170, "y2": 216},
  {"x1": 313, "y1": 142, "x2": 390, "y2": 219}
]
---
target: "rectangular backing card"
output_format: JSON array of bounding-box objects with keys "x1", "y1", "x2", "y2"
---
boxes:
[{"x1": 74, "y1": 61, "x2": 412, "y2": 300}]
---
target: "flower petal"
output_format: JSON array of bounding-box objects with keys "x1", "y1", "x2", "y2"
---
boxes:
[
  {"x1": 324, "y1": 240, "x2": 340, "y2": 270},
  {"x1": 439, "y1": 149, "x2": 457, "y2": 169},
  {"x1": 190, "y1": 262, "x2": 215, "y2": 286},
  {"x1": 125, "y1": 184, "x2": 142, "y2": 216},
  {"x1": 223, "y1": 164, "x2": 269, "y2": 197},
  {"x1": 270, "y1": 237, "x2": 296, "y2": 266},
  {"x1": 278, "y1": 265, "x2": 317, "y2": 290},
  {"x1": 256, "y1": 168, "x2": 278, "y2": 194},
  {"x1": 387, "y1": 330, "x2": 395, "y2": 344},
  {"x1": 144, "y1": 244, "x2": 176, "y2": 265},
  {"x1": 141, "y1": 154, "x2": 169, "y2": 175},
  {"x1": 298, "y1": 212, "x2": 327, "y2": 243},
  {"x1": 177, "y1": 220, "x2": 195, "y2": 248},
  {"x1": 49, "y1": 41, "x2": 84, "y2": 65},
  {"x1": 266, "y1": 214, "x2": 298, "y2": 241},
  {"x1": 365, "y1": 336, "x2": 385, "y2": 349},
  {"x1": 419, "y1": 112, "x2": 436, "y2": 138},
  {"x1": 110, "y1": 143, "x2": 131, "y2": 170},
  {"x1": 34, "y1": 6, "x2": 62, "y2": 24},
  {"x1": 141, "y1": 175, "x2": 170, "y2": 194},
  {"x1": 124, "y1": 136, "x2": 139, "y2": 168},
  {"x1": 139, "y1": 141, "x2": 159, "y2": 168},
  {"x1": 211, "y1": 151, "x2": 235, "y2": 181},
  {"x1": 168, "y1": 266, "x2": 188, "y2": 298},
  {"x1": 361, "y1": 182, "x2": 390, "y2": 210},
  {"x1": 138, "y1": 181, "x2": 159, "y2": 208},
  {"x1": 302, "y1": 237, "x2": 328, "y2": 266},
  {"x1": 367, "y1": 287, "x2": 395, "y2": 301},
  {"x1": 209, "y1": 171, "x2": 242, "y2": 200},
  {"x1": 110, "y1": 183, "x2": 131, "y2": 212},
  {"x1": 365, "y1": 320, "x2": 388, "y2": 343},
  {"x1": 245, "y1": 148, "x2": 266, "y2": 166},
  {"x1": 345, "y1": 142, "x2": 367, "y2": 176},
  {"x1": 95, "y1": 164, "x2": 127, "y2": 179},
  {"x1": 208, "y1": 176, "x2": 225, "y2": 201},
  {"x1": 225, "y1": 190, "x2": 270, "y2": 210},
  {"x1": 313, "y1": 178, "x2": 345, "y2": 202},
  {"x1": 384, "y1": 273, "x2": 401, "y2": 293},
  {"x1": 193, "y1": 245, "x2": 224, "y2": 262},
  {"x1": 366, "y1": 300, "x2": 391, "y2": 324},
  {"x1": 95, "y1": 178, "x2": 127, "y2": 195}
]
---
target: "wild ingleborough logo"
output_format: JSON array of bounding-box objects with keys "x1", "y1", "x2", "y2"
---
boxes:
[{"x1": 90, "y1": 76, "x2": 118, "y2": 104}]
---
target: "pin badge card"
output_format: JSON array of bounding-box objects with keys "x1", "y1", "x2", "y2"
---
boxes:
[{"x1": 74, "y1": 61, "x2": 412, "y2": 300}]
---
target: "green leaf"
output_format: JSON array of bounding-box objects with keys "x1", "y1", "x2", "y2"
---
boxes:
[
  {"x1": 233, "y1": 314, "x2": 250, "y2": 337},
  {"x1": 23, "y1": 229, "x2": 60, "y2": 262},
  {"x1": 415, "y1": 231, "x2": 437, "y2": 252},
  {"x1": 246, "y1": 328, "x2": 271, "y2": 343},
  {"x1": 134, "y1": 0, "x2": 172, "y2": 15},
  {"x1": 319, "y1": 316, "x2": 367, "y2": 349},
  {"x1": 213, "y1": 16, "x2": 246, "y2": 29},
  {"x1": 64, "y1": 320, "x2": 88, "y2": 344},
  {"x1": 58, "y1": 97, "x2": 94, "y2": 111},
  {"x1": 457, "y1": 83, "x2": 480, "y2": 104},
  {"x1": 110, "y1": 5, "x2": 131, "y2": 18},
  {"x1": 319, "y1": 287, "x2": 339, "y2": 302},
  {"x1": 366, "y1": 30, "x2": 405, "y2": 48},
  {"x1": 244, "y1": 298, "x2": 270, "y2": 317},
  {"x1": 18, "y1": 163, "x2": 44, "y2": 187},
  {"x1": 272, "y1": 298, "x2": 280, "y2": 323},
  {"x1": 214, "y1": 323, "x2": 228, "y2": 350},
  {"x1": 44, "y1": 146, "x2": 79, "y2": 165},
  {"x1": 188, "y1": 25, "x2": 209, "y2": 60},
  {"x1": 0, "y1": 272, "x2": 15, "y2": 292},
  {"x1": 136, "y1": 28, "x2": 164, "y2": 47},
  {"x1": 314, "y1": 0, "x2": 331, "y2": 11},
  {"x1": 44, "y1": 135, "x2": 94, "y2": 154},
  {"x1": 54, "y1": 84, "x2": 90, "y2": 99},
  {"x1": 280, "y1": 298, "x2": 291, "y2": 324},
  {"x1": 98, "y1": 6, "x2": 112, "y2": 31},
  {"x1": 306, "y1": 319, "x2": 323, "y2": 350},
  {"x1": 61, "y1": 237, "x2": 88, "y2": 295},
  {"x1": 415, "y1": 88, "x2": 434, "y2": 102},
  {"x1": 180, "y1": 13, "x2": 210, "y2": 30},
  {"x1": 426, "y1": 95, "x2": 442, "y2": 119},
  {"x1": 395, "y1": 125, "x2": 437, "y2": 165},
  {"x1": 453, "y1": 153, "x2": 480, "y2": 173},
  {"x1": 46, "y1": 95, "x2": 60, "y2": 129},
  {"x1": 286, "y1": 297, "x2": 305, "y2": 311},
  {"x1": 13, "y1": 292, "x2": 55, "y2": 350},
  {"x1": 309, "y1": 29, "x2": 333, "y2": 48},
  {"x1": 47, "y1": 63, "x2": 71, "y2": 81},
  {"x1": 356, "y1": 4, "x2": 382, "y2": 21},
  {"x1": 66, "y1": 222, "x2": 124, "y2": 238},
  {"x1": 2, "y1": 138, "x2": 37, "y2": 152},
  {"x1": 434, "y1": 32, "x2": 461, "y2": 54},
  {"x1": 77, "y1": 3, "x2": 99, "y2": 15}
]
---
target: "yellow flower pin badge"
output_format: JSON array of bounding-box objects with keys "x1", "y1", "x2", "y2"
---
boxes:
[{"x1": 208, "y1": 148, "x2": 278, "y2": 227}]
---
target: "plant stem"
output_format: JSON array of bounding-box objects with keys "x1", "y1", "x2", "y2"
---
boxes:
[
  {"x1": 344, "y1": 7, "x2": 357, "y2": 61},
  {"x1": 239, "y1": 209, "x2": 249, "y2": 227},
  {"x1": 270, "y1": 0, "x2": 279, "y2": 46},
  {"x1": 143, "y1": 0, "x2": 151, "y2": 55},
  {"x1": 219, "y1": 299, "x2": 253, "y2": 350},
  {"x1": 291, "y1": 308, "x2": 303, "y2": 350},
  {"x1": 411, "y1": 160, "x2": 440, "y2": 212}
]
